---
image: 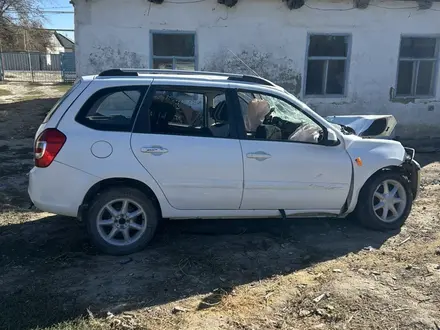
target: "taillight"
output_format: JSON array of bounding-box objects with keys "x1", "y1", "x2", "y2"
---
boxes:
[{"x1": 34, "y1": 128, "x2": 66, "y2": 168}]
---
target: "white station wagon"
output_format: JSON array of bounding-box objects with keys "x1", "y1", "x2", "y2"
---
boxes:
[{"x1": 28, "y1": 69, "x2": 421, "y2": 255}]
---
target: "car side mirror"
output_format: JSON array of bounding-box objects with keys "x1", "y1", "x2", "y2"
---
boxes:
[{"x1": 325, "y1": 128, "x2": 339, "y2": 146}]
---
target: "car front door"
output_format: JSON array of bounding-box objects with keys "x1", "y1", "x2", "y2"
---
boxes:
[
  {"x1": 234, "y1": 90, "x2": 352, "y2": 213},
  {"x1": 130, "y1": 85, "x2": 244, "y2": 210}
]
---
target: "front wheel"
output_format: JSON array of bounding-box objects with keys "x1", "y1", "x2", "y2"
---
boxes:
[
  {"x1": 354, "y1": 172, "x2": 413, "y2": 231},
  {"x1": 86, "y1": 187, "x2": 159, "y2": 255}
]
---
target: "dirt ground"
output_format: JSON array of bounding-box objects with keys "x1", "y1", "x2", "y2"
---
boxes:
[{"x1": 0, "y1": 82, "x2": 440, "y2": 330}]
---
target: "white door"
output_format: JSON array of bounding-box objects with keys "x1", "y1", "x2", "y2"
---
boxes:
[
  {"x1": 131, "y1": 86, "x2": 244, "y2": 210},
  {"x1": 239, "y1": 140, "x2": 352, "y2": 210},
  {"x1": 235, "y1": 91, "x2": 352, "y2": 211}
]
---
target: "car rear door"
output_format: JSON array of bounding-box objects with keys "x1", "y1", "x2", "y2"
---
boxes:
[{"x1": 130, "y1": 83, "x2": 244, "y2": 210}]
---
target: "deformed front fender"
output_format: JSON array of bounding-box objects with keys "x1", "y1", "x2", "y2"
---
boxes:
[
  {"x1": 401, "y1": 149, "x2": 421, "y2": 200},
  {"x1": 342, "y1": 136, "x2": 407, "y2": 214}
]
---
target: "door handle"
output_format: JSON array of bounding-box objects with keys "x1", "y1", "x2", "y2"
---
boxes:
[
  {"x1": 140, "y1": 146, "x2": 168, "y2": 156},
  {"x1": 246, "y1": 151, "x2": 271, "y2": 161}
]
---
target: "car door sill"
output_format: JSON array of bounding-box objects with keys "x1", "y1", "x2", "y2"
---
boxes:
[{"x1": 166, "y1": 209, "x2": 341, "y2": 220}]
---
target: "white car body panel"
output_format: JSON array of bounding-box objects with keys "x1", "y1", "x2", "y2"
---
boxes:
[
  {"x1": 341, "y1": 134, "x2": 406, "y2": 213},
  {"x1": 28, "y1": 161, "x2": 101, "y2": 217},
  {"x1": 130, "y1": 134, "x2": 244, "y2": 210},
  {"x1": 49, "y1": 78, "x2": 175, "y2": 218},
  {"x1": 239, "y1": 139, "x2": 352, "y2": 211},
  {"x1": 34, "y1": 78, "x2": 93, "y2": 139},
  {"x1": 27, "y1": 71, "x2": 417, "y2": 223}
]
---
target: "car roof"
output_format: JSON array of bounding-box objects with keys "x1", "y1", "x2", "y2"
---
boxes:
[{"x1": 84, "y1": 68, "x2": 283, "y2": 89}]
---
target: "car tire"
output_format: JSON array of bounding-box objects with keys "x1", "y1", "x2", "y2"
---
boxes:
[
  {"x1": 86, "y1": 187, "x2": 159, "y2": 255},
  {"x1": 354, "y1": 171, "x2": 413, "y2": 231}
]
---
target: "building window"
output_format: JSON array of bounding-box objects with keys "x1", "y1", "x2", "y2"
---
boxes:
[
  {"x1": 396, "y1": 37, "x2": 438, "y2": 97},
  {"x1": 305, "y1": 35, "x2": 350, "y2": 96},
  {"x1": 151, "y1": 32, "x2": 196, "y2": 70}
]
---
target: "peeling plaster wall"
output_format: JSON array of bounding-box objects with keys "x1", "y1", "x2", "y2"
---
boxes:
[{"x1": 74, "y1": 0, "x2": 440, "y2": 138}]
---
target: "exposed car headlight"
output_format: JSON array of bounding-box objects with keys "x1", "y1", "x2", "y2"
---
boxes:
[{"x1": 404, "y1": 147, "x2": 415, "y2": 161}]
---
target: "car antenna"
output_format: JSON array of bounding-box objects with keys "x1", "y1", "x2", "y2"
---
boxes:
[{"x1": 227, "y1": 49, "x2": 261, "y2": 77}]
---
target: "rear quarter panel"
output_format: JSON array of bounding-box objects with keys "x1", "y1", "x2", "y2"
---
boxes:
[
  {"x1": 35, "y1": 78, "x2": 92, "y2": 139},
  {"x1": 54, "y1": 78, "x2": 176, "y2": 217}
]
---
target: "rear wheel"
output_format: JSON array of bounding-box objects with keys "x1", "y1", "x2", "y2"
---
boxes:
[
  {"x1": 86, "y1": 187, "x2": 159, "y2": 255},
  {"x1": 354, "y1": 172, "x2": 413, "y2": 230}
]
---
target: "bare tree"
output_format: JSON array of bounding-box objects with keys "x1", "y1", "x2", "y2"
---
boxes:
[{"x1": 0, "y1": 0, "x2": 52, "y2": 51}]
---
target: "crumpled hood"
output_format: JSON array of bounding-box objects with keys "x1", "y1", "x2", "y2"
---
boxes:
[{"x1": 326, "y1": 115, "x2": 397, "y2": 139}]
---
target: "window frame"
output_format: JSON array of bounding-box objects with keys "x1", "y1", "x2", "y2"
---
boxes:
[
  {"x1": 230, "y1": 88, "x2": 333, "y2": 146},
  {"x1": 133, "y1": 85, "x2": 241, "y2": 139},
  {"x1": 395, "y1": 35, "x2": 439, "y2": 99},
  {"x1": 149, "y1": 30, "x2": 198, "y2": 70},
  {"x1": 43, "y1": 78, "x2": 82, "y2": 124},
  {"x1": 75, "y1": 86, "x2": 148, "y2": 132},
  {"x1": 303, "y1": 33, "x2": 352, "y2": 98}
]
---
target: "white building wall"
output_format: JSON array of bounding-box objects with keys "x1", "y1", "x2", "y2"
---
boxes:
[
  {"x1": 46, "y1": 34, "x2": 65, "y2": 54},
  {"x1": 73, "y1": 0, "x2": 440, "y2": 139}
]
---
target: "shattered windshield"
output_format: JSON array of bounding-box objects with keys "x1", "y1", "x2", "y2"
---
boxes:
[
  {"x1": 277, "y1": 89, "x2": 355, "y2": 135},
  {"x1": 238, "y1": 91, "x2": 315, "y2": 125}
]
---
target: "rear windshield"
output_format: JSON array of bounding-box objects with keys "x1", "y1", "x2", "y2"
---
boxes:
[{"x1": 42, "y1": 80, "x2": 81, "y2": 124}]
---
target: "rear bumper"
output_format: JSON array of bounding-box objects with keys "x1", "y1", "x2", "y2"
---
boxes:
[{"x1": 28, "y1": 161, "x2": 100, "y2": 217}]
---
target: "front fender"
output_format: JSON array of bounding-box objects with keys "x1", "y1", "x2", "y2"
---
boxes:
[{"x1": 343, "y1": 136, "x2": 406, "y2": 213}]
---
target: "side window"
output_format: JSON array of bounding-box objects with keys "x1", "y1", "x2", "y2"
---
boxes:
[
  {"x1": 147, "y1": 87, "x2": 233, "y2": 139},
  {"x1": 76, "y1": 87, "x2": 143, "y2": 131},
  {"x1": 238, "y1": 91, "x2": 324, "y2": 144}
]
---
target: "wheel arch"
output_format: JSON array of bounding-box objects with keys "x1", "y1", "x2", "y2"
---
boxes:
[
  {"x1": 345, "y1": 164, "x2": 407, "y2": 215},
  {"x1": 360, "y1": 165, "x2": 406, "y2": 189},
  {"x1": 78, "y1": 178, "x2": 163, "y2": 220}
]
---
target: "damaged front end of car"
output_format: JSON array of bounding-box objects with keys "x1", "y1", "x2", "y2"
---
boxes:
[
  {"x1": 327, "y1": 115, "x2": 421, "y2": 200},
  {"x1": 326, "y1": 114, "x2": 397, "y2": 139},
  {"x1": 402, "y1": 147, "x2": 421, "y2": 200}
]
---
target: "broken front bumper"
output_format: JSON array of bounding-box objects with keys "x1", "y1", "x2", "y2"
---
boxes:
[{"x1": 403, "y1": 147, "x2": 421, "y2": 200}]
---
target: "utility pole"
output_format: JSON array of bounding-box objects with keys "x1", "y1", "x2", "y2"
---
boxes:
[
  {"x1": 0, "y1": 38, "x2": 3, "y2": 81},
  {"x1": 24, "y1": 29, "x2": 34, "y2": 82}
]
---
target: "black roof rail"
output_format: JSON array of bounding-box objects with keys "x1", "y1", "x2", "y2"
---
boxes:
[
  {"x1": 99, "y1": 68, "x2": 240, "y2": 77},
  {"x1": 97, "y1": 68, "x2": 277, "y2": 87},
  {"x1": 98, "y1": 69, "x2": 138, "y2": 77},
  {"x1": 120, "y1": 68, "x2": 246, "y2": 78},
  {"x1": 227, "y1": 75, "x2": 276, "y2": 87}
]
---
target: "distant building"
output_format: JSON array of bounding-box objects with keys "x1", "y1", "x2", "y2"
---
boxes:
[
  {"x1": 47, "y1": 32, "x2": 75, "y2": 54},
  {"x1": 71, "y1": 0, "x2": 440, "y2": 139}
]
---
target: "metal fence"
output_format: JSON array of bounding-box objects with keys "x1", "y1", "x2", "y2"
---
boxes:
[{"x1": 0, "y1": 51, "x2": 76, "y2": 83}]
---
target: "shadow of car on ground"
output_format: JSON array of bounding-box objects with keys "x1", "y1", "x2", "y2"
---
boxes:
[{"x1": 0, "y1": 212, "x2": 398, "y2": 330}]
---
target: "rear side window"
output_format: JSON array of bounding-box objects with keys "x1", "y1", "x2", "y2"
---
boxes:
[
  {"x1": 43, "y1": 80, "x2": 81, "y2": 124},
  {"x1": 76, "y1": 86, "x2": 145, "y2": 132}
]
